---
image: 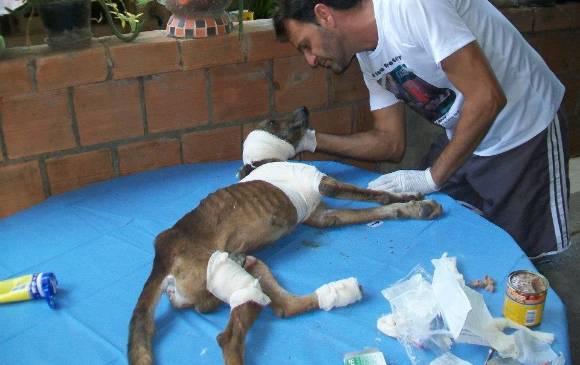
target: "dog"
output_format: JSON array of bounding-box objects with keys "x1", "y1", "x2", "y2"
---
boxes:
[{"x1": 128, "y1": 107, "x2": 443, "y2": 365}]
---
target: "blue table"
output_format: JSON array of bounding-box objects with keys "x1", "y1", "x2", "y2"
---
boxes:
[{"x1": 0, "y1": 161, "x2": 570, "y2": 364}]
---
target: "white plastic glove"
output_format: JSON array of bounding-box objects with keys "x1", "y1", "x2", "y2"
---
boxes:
[
  {"x1": 295, "y1": 129, "x2": 317, "y2": 153},
  {"x1": 367, "y1": 168, "x2": 439, "y2": 195}
]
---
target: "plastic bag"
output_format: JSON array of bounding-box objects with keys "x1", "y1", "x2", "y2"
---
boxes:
[{"x1": 380, "y1": 266, "x2": 453, "y2": 364}]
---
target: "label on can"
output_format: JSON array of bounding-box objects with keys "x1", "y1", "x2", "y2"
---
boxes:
[{"x1": 503, "y1": 270, "x2": 548, "y2": 327}]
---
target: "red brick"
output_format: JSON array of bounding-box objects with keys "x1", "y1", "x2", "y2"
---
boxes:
[
  {"x1": 0, "y1": 58, "x2": 33, "y2": 97},
  {"x1": 331, "y1": 60, "x2": 368, "y2": 103},
  {"x1": 182, "y1": 126, "x2": 241, "y2": 163},
  {"x1": 181, "y1": 33, "x2": 244, "y2": 71},
  {"x1": 46, "y1": 149, "x2": 114, "y2": 195},
  {"x1": 310, "y1": 107, "x2": 353, "y2": 134},
  {"x1": 210, "y1": 62, "x2": 269, "y2": 122},
  {"x1": 243, "y1": 19, "x2": 299, "y2": 62},
  {"x1": 118, "y1": 138, "x2": 181, "y2": 176},
  {"x1": 36, "y1": 45, "x2": 108, "y2": 91},
  {"x1": 145, "y1": 70, "x2": 208, "y2": 133},
  {"x1": 501, "y1": 7, "x2": 534, "y2": 33},
  {"x1": 274, "y1": 56, "x2": 327, "y2": 113},
  {"x1": 107, "y1": 31, "x2": 180, "y2": 80},
  {"x1": 533, "y1": 6, "x2": 572, "y2": 32},
  {"x1": 74, "y1": 79, "x2": 143, "y2": 146},
  {"x1": 0, "y1": 161, "x2": 45, "y2": 217},
  {"x1": 242, "y1": 121, "x2": 260, "y2": 140},
  {"x1": 1, "y1": 89, "x2": 76, "y2": 158}
]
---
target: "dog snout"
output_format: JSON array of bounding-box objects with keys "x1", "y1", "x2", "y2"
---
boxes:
[{"x1": 293, "y1": 107, "x2": 310, "y2": 127}]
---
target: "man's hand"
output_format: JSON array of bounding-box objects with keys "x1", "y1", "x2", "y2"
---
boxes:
[
  {"x1": 296, "y1": 129, "x2": 317, "y2": 153},
  {"x1": 367, "y1": 168, "x2": 439, "y2": 195}
]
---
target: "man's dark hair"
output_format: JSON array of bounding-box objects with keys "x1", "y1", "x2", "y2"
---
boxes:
[{"x1": 273, "y1": 0, "x2": 361, "y2": 41}]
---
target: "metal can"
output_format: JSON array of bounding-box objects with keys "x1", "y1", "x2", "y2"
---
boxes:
[{"x1": 503, "y1": 270, "x2": 549, "y2": 327}]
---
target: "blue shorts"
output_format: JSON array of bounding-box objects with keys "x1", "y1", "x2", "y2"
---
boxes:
[{"x1": 422, "y1": 110, "x2": 570, "y2": 259}]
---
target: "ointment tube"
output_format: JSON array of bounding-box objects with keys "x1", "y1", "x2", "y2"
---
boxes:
[{"x1": 0, "y1": 272, "x2": 58, "y2": 308}]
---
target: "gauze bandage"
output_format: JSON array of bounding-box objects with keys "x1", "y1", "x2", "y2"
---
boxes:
[
  {"x1": 316, "y1": 277, "x2": 362, "y2": 311},
  {"x1": 243, "y1": 130, "x2": 296, "y2": 166},
  {"x1": 206, "y1": 251, "x2": 271, "y2": 309},
  {"x1": 241, "y1": 162, "x2": 325, "y2": 223}
]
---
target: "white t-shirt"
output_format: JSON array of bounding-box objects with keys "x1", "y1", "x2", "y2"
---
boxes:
[
  {"x1": 240, "y1": 162, "x2": 326, "y2": 223},
  {"x1": 356, "y1": 0, "x2": 565, "y2": 156}
]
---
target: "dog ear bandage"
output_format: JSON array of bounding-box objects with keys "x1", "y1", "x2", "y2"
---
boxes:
[
  {"x1": 206, "y1": 251, "x2": 271, "y2": 309},
  {"x1": 316, "y1": 277, "x2": 363, "y2": 311},
  {"x1": 243, "y1": 130, "x2": 296, "y2": 166}
]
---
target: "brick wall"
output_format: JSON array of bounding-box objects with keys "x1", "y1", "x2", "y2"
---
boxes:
[{"x1": 1, "y1": 5, "x2": 579, "y2": 218}]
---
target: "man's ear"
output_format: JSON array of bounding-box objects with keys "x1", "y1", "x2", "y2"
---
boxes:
[{"x1": 314, "y1": 4, "x2": 335, "y2": 28}]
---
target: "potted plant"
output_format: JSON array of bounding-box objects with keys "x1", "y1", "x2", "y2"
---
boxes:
[
  {"x1": 3, "y1": 0, "x2": 145, "y2": 49},
  {"x1": 137, "y1": 0, "x2": 234, "y2": 39}
]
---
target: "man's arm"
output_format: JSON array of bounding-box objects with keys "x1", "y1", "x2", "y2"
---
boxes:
[
  {"x1": 315, "y1": 101, "x2": 407, "y2": 161},
  {"x1": 430, "y1": 41, "x2": 507, "y2": 186}
]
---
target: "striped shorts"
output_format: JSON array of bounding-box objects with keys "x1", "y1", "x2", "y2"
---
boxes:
[{"x1": 423, "y1": 110, "x2": 570, "y2": 259}]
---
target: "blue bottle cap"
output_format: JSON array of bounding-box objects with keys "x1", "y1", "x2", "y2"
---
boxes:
[{"x1": 37, "y1": 273, "x2": 58, "y2": 309}]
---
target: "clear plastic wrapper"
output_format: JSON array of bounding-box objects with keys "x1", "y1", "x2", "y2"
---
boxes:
[{"x1": 380, "y1": 266, "x2": 453, "y2": 364}]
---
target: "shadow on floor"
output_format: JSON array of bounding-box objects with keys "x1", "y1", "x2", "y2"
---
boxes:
[{"x1": 534, "y1": 191, "x2": 580, "y2": 364}]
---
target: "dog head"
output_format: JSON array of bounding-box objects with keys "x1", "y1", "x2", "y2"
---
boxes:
[{"x1": 238, "y1": 107, "x2": 310, "y2": 179}]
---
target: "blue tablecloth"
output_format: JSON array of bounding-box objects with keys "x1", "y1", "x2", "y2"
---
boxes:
[{"x1": 0, "y1": 161, "x2": 570, "y2": 364}]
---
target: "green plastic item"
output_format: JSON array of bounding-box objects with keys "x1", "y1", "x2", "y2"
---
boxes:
[{"x1": 343, "y1": 348, "x2": 388, "y2": 365}]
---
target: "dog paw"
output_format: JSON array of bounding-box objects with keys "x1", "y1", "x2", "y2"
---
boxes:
[{"x1": 420, "y1": 200, "x2": 443, "y2": 219}]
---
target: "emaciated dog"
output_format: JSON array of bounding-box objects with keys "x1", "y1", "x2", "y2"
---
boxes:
[{"x1": 128, "y1": 107, "x2": 443, "y2": 365}]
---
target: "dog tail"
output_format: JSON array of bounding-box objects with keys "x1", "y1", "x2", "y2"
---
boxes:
[{"x1": 128, "y1": 254, "x2": 169, "y2": 365}]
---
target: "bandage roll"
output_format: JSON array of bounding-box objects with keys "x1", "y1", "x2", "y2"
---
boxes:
[
  {"x1": 206, "y1": 251, "x2": 271, "y2": 310},
  {"x1": 316, "y1": 277, "x2": 362, "y2": 311}
]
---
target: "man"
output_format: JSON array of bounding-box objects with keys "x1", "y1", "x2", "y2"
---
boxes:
[{"x1": 274, "y1": 0, "x2": 568, "y2": 259}]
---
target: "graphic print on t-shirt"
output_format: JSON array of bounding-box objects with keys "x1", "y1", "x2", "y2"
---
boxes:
[{"x1": 377, "y1": 64, "x2": 456, "y2": 124}]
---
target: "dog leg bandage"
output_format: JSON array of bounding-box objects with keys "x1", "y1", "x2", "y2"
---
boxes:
[
  {"x1": 206, "y1": 251, "x2": 271, "y2": 309},
  {"x1": 315, "y1": 277, "x2": 362, "y2": 311}
]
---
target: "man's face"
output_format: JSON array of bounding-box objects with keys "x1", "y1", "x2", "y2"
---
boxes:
[{"x1": 285, "y1": 19, "x2": 353, "y2": 74}]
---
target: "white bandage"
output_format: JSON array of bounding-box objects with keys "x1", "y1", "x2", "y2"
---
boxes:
[
  {"x1": 241, "y1": 162, "x2": 325, "y2": 223},
  {"x1": 206, "y1": 251, "x2": 271, "y2": 309},
  {"x1": 243, "y1": 130, "x2": 296, "y2": 166},
  {"x1": 315, "y1": 277, "x2": 362, "y2": 311}
]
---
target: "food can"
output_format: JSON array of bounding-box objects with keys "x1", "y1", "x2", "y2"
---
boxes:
[{"x1": 503, "y1": 270, "x2": 549, "y2": 327}]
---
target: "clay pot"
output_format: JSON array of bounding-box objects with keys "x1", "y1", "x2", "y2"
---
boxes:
[{"x1": 163, "y1": 0, "x2": 234, "y2": 38}]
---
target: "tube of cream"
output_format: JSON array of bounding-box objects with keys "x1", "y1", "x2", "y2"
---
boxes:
[{"x1": 0, "y1": 272, "x2": 58, "y2": 308}]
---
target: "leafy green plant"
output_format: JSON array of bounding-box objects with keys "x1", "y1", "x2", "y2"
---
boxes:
[
  {"x1": 5, "y1": 0, "x2": 145, "y2": 42},
  {"x1": 99, "y1": 0, "x2": 143, "y2": 33}
]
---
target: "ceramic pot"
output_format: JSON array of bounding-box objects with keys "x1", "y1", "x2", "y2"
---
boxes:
[
  {"x1": 164, "y1": 0, "x2": 234, "y2": 39},
  {"x1": 37, "y1": 0, "x2": 92, "y2": 50}
]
